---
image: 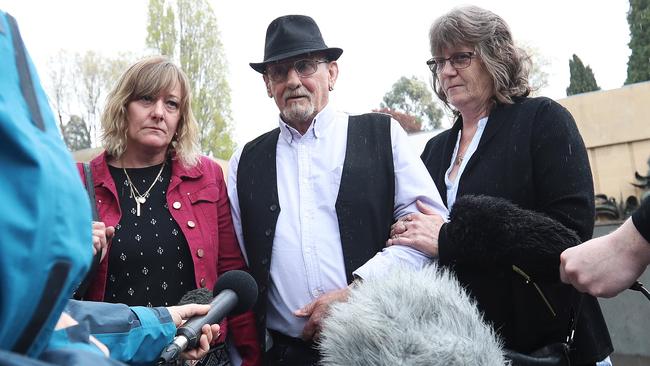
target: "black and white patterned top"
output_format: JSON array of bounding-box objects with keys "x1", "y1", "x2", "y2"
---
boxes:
[{"x1": 106, "y1": 160, "x2": 195, "y2": 307}]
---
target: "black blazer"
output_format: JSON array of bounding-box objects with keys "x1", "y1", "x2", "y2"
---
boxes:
[{"x1": 422, "y1": 97, "x2": 612, "y2": 364}]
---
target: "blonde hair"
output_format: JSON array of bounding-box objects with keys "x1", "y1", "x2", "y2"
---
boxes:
[
  {"x1": 429, "y1": 6, "x2": 531, "y2": 112},
  {"x1": 101, "y1": 56, "x2": 200, "y2": 167}
]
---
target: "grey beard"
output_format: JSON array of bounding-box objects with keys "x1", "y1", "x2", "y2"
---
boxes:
[{"x1": 281, "y1": 102, "x2": 315, "y2": 125}]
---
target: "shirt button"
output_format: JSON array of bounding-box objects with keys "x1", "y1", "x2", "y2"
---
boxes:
[
  {"x1": 200, "y1": 278, "x2": 206, "y2": 288},
  {"x1": 197, "y1": 248, "x2": 204, "y2": 258},
  {"x1": 269, "y1": 204, "x2": 278, "y2": 212},
  {"x1": 172, "y1": 201, "x2": 181, "y2": 209},
  {"x1": 187, "y1": 220, "x2": 196, "y2": 228},
  {"x1": 264, "y1": 228, "x2": 272, "y2": 237}
]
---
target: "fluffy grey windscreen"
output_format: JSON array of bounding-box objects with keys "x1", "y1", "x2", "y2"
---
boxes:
[{"x1": 318, "y1": 264, "x2": 504, "y2": 366}]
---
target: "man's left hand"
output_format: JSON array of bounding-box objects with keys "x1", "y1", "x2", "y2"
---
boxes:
[{"x1": 294, "y1": 287, "x2": 349, "y2": 341}]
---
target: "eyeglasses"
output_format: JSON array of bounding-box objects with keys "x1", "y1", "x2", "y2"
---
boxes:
[
  {"x1": 426, "y1": 52, "x2": 476, "y2": 74},
  {"x1": 265, "y1": 59, "x2": 328, "y2": 82}
]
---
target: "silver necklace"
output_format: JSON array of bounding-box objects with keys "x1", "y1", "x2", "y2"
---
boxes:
[{"x1": 123, "y1": 161, "x2": 166, "y2": 216}]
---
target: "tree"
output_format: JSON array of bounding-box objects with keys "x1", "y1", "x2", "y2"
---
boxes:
[
  {"x1": 566, "y1": 54, "x2": 600, "y2": 96},
  {"x1": 46, "y1": 50, "x2": 133, "y2": 149},
  {"x1": 146, "y1": 0, "x2": 235, "y2": 159},
  {"x1": 47, "y1": 50, "x2": 74, "y2": 144},
  {"x1": 75, "y1": 51, "x2": 104, "y2": 144},
  {"x1": 63, "y1": 115, "x2": 91, "y2": 151},
  {"x1": 520, "y1": 43, "x2": 549, "y2": 96},
  {"x1": 625, "y1": 0, "x2": 650, "y2": 84},
  {"x1": 380, "y1": 76, "x2": 443, "y2": 131},
  {"x1": 373, "y1": 107, "x2": 421, "y2": 134}
]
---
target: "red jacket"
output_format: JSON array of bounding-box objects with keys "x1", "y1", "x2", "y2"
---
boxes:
[{"x1": 78, "y1": 151, "x2": 261, "y2": 365}]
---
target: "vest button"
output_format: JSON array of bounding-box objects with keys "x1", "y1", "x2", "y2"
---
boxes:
[
  {"x1": 172, "y1": 201, "x2": 181, "y2": 209},
  {"x1": 200, "y1": 278, "x2": 206, "y2": 288},
  {"x1": 259, "y1": 285, "x2": 267, "y2": 293},
  {"x1": 264, "y1": 228, "x2": 272, "y2": 237},
  {"x1": 261, "y1": 258, "x2": 269, "y2": 265},
  {"x1": 197, "y1": 248, "x2": 204, "y2": 258},
  {"x1": 269, "y1": 204, "x2": 278, "y2": 212},
  {"x1": 187, "y1": 220, "x2": 196, "y2": 228}
]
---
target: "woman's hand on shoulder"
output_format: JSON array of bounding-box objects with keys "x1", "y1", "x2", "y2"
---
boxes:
[{"x1": 386, "y1": 200, "x2": 445, "y2": 256}]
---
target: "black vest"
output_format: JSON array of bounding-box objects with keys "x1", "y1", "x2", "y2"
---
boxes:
[{"x1": 237, "y1": 113, "x2": 394, "y2": 349}]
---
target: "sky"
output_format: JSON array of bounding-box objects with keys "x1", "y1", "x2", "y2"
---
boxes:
[{"x1": 0, "y1": 0, "x2": 631, "y2": 149}]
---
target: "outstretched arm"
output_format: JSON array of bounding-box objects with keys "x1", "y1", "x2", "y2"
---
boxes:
[
  {"x1": 560, "y1": 218, "x2": 650, "y2": 297},
  {"x1": 60, "y1": 301, "x2": 217, "y2": 363}
]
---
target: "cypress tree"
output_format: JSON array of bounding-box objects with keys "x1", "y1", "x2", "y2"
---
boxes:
[
  {"x1": 625, "y1": 0, "x2": 650, "y2": 84},
  {"x1": 567, "y1": 54, "x2": 601, "y2": 96}
]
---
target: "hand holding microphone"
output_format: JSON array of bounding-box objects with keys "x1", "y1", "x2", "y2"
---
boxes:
[
  {"x1": 158, "y1": 270, "x2": 258, "y2": 364},
  {"x1": 165, "y1": 304, "x2": 220, "y2": 361}
]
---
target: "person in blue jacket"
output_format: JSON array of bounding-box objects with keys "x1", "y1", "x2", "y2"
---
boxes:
[{"x1": 0, "y1": 9, "x2": 219, "y2": 365}]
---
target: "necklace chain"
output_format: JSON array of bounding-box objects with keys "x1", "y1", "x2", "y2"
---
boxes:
[{"x1": 123, "y1": 161, "x2": 166, "y2": 216}]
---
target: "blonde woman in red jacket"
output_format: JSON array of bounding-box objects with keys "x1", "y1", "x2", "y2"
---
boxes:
[{"x1": 78, "y1": 56, "x2": 260, "y2": 365}]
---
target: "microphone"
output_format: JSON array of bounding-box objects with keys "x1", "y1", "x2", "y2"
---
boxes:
[
  {"x1": 157, "y1": 270, "x2": 258, "y2": 364},
  {"x1": 440, "y1": 195, "x2": 582, "y2": 279},
  {"x1": 177, "y1": 288, "x2": 213, "y2": 306},
  {"x1": 319, "y1": 264, "x2": 505, "y2": 365}
]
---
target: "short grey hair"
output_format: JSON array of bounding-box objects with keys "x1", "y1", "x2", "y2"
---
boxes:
[{"x1": 429, "y1": 5, "x2": 531, "y2": 111}]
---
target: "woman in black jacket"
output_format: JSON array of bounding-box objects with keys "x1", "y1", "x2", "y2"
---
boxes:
[{"x1": 388, "y1": 6, "x2": 612, "y2": 365}]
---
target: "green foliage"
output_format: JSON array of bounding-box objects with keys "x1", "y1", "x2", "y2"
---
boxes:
[
  {"x1": 380, "y1": 76, "x2": 443, "y2": 131},
  {"x1": 566, "y1": 54, "x2": 600, "y2": 96},
  {"x1": 63, "y1": 115, "x2": 91, "y2": 151},
  {"x1": 626, "y1": 0, "x2": 650, "y2": 84},
  {"x1": 146, "y1": 0, "x2": 235, "y2": 159},
  {"x1": 147, "y1": 0, "x2": 176, "y2": 57}
]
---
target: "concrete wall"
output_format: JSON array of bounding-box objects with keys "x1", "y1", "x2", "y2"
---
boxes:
[{"x1": 558, "y1": 82, "x2": 650, "y2": 200}]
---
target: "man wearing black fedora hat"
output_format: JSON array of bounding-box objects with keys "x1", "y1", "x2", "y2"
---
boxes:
[{"x1": 227, "y1": 15, "x2": 448, "y2": 365}]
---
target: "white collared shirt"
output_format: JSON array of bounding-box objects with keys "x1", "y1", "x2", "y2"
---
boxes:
[
  {"x1": 445, "y1": 116, "x2": 489, "y2": 210},
  {"x1": 228, "y1": 104, "x2": 447, "y2": 337}
]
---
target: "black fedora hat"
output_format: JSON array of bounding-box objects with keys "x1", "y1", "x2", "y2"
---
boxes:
[{"x1": 250, "y1": 15, "x2": 343, "y2": 73}]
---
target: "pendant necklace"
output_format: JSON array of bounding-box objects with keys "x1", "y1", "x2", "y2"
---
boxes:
[
  {"x1": 455, "y1": 154, "x2": 464, "y2": 166},
  {"x1": 123, "y1": 160, "x2": 166, "y2": 216}
]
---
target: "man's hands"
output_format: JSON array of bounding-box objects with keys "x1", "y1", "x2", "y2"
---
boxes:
[
  {"x1": 294, "y1": 287, "x2": 350, "y2": 341},
  {"x1": 386, "y1": 200, "x2": 445, "y2": 256},
  {"x1": 166, "y1": 304, "x2": 221, "y2": 360},
  {"x1": 92, "y1": 221, "x2": 114, "y2": 262}
]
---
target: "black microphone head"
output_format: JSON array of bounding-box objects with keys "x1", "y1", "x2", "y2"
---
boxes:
[
  {"x1": 445, "y1": 194, "x2": 582, "y2": 279},
  {"x1": 178, "y1": 288, "x2": 213, "y2": 305},
  {"x1": 213, "y1": 270, "x2": 258, "y2": 315}
]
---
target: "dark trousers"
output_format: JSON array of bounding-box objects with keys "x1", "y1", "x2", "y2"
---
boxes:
[{"x1": 267, "y1": 330, "x2": 320, "y2": 366}]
